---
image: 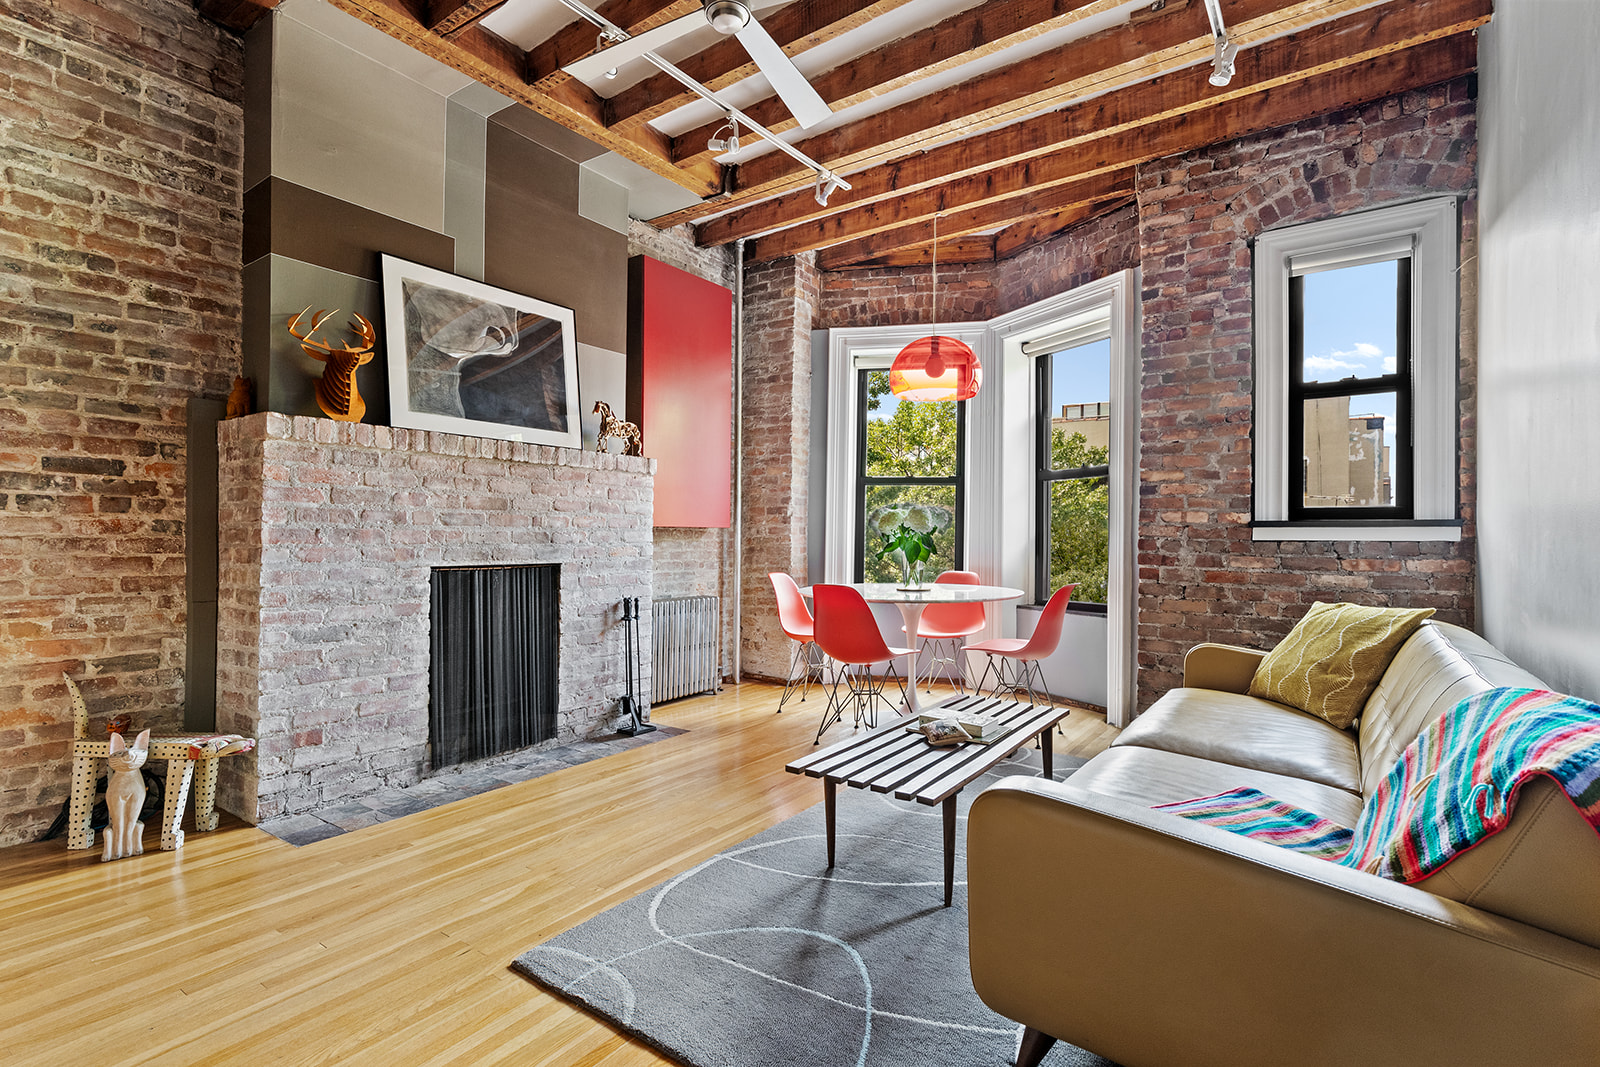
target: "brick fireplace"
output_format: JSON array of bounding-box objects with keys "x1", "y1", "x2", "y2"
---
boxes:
[{"x1": 213, "y1": 413, "x2": 653, "y2": 823}]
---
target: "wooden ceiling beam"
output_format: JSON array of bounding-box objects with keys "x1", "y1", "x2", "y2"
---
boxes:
[
  {"x1": 324, "y1": 0, "x2": 722, "y2": 195},
  {"x1": 658, "y1": 0, "x2": 1378, "y2": 225},
  {"x1": 427, "y1": 0, "x2": 509, "y2": 37},
  {"x1": 608, "y1": 0, "x2": 920, "y2": 129},
  {"x1": 688, "y1": 0, "x2": 1490, "y2": 244},
  {"x1": 750, "y1": 33, "x2": 1478, "y2": 261},
  {"x1": 195, "y1": 0, "x2": 282, "y2": 32},
  {"x1": 804, "y1": 176, "x2": 1131, "y2": 268},
  {"x1": 992, "y1": 197, "x2": 1135, "y2": 260},
  {"x1": 526, "y1": 0, "x2": 703, "y2": 86},
  {"x1": 825, "y1": 235, "x2": 1001, "y2": 270},
  {"x1": 771, "y1": 167, "x2": 1135, "y2": 264},
  {"x1": 642, "y1": 0, "x2": 1120, "y2": 149}
]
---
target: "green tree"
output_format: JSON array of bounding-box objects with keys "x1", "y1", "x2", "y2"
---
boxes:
[
  {"x1": 1048, "y1": 430, "x2": 1110, "y2": 603},
  {"x1": 861, "y1": 372, "x2": 958, "y2": 581}
]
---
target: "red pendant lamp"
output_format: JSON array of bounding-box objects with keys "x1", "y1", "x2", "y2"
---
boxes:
[{"x1": 890, "y1": 213, "x2": 981, "y2": 402}]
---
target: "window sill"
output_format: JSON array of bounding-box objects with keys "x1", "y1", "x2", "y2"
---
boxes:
[{"x1": 1250, "y1": 522, "x2": 1462, "y2": 542}]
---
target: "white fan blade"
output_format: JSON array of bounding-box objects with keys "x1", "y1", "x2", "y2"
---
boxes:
[
  {"x1": 563, "y1": 11, "x2": 703, "y2": 83},
  {"x1": 735, "y1": 19, "x2": 831, "y2": 129}
]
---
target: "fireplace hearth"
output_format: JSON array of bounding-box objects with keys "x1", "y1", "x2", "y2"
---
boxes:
[{"x1": 214, "y1": 413, "x2": 653, "y2": 824}]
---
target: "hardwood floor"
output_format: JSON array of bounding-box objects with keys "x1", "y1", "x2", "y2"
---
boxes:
[{"x1": 0, "y1": 683, "x2": 1118, "y2": 1066}]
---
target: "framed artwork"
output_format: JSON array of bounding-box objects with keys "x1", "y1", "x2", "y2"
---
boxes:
[{"x1": 380, "y1": 254, "x2": 581, "y2": 448}]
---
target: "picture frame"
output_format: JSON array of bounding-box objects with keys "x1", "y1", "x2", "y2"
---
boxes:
[{"x1": 380, "y1": 254, "x2": 582, "y2": 448}]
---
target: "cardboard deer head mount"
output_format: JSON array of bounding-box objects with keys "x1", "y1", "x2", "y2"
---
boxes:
[{"x1": 288, "y1": 307, "x2": 377, "y2": 422}]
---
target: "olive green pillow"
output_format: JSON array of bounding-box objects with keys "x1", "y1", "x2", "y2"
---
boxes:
[{"x1": 1247, "y1": 602, "x2": 1435, "y2": 729}]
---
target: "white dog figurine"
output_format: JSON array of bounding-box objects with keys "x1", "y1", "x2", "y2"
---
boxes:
[{"x1": 102, "y1": 729, "x2": 151, "y2": 862}]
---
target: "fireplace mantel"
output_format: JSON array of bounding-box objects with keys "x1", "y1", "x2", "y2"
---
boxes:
[{"x1": 214, "y1": 413, "x2": 654, "y2": 823}]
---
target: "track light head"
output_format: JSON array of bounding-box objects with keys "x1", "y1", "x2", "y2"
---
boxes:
[
  {"x1": 703, "y1": 0, "x2": 751, "y2": 36},
  {"x1": 814, "y1": 171, "x2": 842, "y2": 207},
  {"x1": 1209, "y1": 34, "x2": 1238, "y2": 86},
  {"x1": 707, "y1": 118, "x2": 740, "y2": 154}
]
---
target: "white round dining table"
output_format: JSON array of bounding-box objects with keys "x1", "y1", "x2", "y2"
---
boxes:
[{"x1": 800, "y1": 582, "x2": 1024, "y2": 714}]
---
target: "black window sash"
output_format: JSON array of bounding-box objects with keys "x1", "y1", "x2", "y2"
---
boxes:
[
  {"x1": 853, "y1": 367, "x2": 967, "y2": 582},
  {"x1": 1287, "y1": 257, "x2": 1414, "y2": 521},
  {"x1": 1034, "y1": 353, "x2": 1108, "y2": 612}
]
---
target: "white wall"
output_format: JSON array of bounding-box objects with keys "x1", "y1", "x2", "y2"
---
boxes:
[{"x1": 1478, "y1": 0, "x2": 1600, "y2": 700}]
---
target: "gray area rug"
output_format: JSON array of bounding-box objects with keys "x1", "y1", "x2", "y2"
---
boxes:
[{"x1": 513, "y1": 748, "x2": 1119, "y2": 1067}]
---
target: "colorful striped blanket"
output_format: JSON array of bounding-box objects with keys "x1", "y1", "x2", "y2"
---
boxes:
[{"x1": 1154, "y1": 688, "x2": 1600, "y2": 883}]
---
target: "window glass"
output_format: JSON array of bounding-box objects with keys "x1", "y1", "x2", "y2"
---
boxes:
[
  {"x1": 857, "y1": 368, "x2": 963, "y2": 582},
  {"x1": 1300, "y1": 393, "x2": 1398, "y2": 509},
  {"x1": 1298, "y1": 260, "x2": 1400, "y2": 384},
  {"x1": 1037, "y1": 340, "x2": 1110, "y2": 607}
]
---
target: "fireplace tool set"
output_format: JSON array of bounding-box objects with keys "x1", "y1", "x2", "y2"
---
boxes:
[{"x1": 618, "y1": 596, "x2": 655, "y2": 736}]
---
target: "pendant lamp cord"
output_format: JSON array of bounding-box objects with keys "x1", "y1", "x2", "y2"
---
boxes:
[{"x1": 931, "y1": 212, "x2": 939, "y2": 334}]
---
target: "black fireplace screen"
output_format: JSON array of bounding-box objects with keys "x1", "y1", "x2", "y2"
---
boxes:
[{"x1": 429, "y1": 564, "x2": 558, "y2": 767}]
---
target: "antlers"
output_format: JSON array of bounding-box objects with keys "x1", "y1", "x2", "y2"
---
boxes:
[
  {"x1": 287, "y1": 307, "x2": 378, "y2": 423},
  {"x1": 287, "y1": 307, "x2": 377, "y2": 362}
]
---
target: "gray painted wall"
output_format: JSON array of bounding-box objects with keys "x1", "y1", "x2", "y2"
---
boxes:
[{"x1": 1478, "y1": 0, "x2": 1600, "y2": 700}]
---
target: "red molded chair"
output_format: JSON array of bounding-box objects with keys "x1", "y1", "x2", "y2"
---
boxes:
[
  {"x1": 964, "y1": 584, "x2": 1078, "y2": 707},
  {"x1": 810, "y1": 584, "x2": 915, "y2": 745},
  {"x1": 769, "y1": 573, "x2": 822, "y2": 711},
  {"x1": 905, "y1": 570, "x2": 986, "y2": 694}
]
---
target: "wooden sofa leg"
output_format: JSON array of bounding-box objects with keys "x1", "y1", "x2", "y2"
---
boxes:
[{"x1": 1016, "y1": 1025, "x2": 1057, "y2": 1067}]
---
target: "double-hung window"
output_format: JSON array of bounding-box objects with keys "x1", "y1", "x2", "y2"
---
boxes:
[
  {"x1": 1254, "y1": 197, "x2": 1460, "y2": 539},
  {"x1": 853, "y1": 366, "x2": 966, "y2": 581},
  {"x1": 1033, "y1": 335, "x2": 1111, "y2": 610}
]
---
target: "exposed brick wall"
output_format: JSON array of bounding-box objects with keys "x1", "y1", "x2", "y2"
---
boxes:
[
  {"x1": 740, "y1": 253, "x2": 819, "y2": 680},
  {"x1": 0, "y1": 0, "x2": 242, "y2": 847},
  {"x1": 216, "y1": 414, "x2": 653, "y2": 822},
  {"x1": 995, "y1": 202, "x2": 1141, "y2": 314},
  {"x1": 1134, "y1": 78, "x2": 1479, "y2": 708},
  {"x1": 626, "y1": 221, "x2": 738, "y2": 680},
  {"x1": 815, "y1": 258, "x2": 998, "y2": 329}
]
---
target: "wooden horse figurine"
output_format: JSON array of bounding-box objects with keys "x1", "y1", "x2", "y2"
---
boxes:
[
  {"x1": 103, "y1": 728, "x2": 151, "y2": 862},
  {"x1": 593, "y1": 400, "x2": 643, "y2": 456}
]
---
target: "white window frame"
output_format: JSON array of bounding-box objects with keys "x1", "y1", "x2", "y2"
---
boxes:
[{"x1": 1252, "y1": 197, "x2": 1461, "y2": 541}]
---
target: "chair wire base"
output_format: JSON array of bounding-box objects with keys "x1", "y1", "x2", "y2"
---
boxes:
[
  {"x1": 918, "y1": 637, "x2": 971, "y2": 695},
  {"x1": 777, "y1": 639, "x2": 825, "y2": 712},
  {"x1": 974, "y1": 654, "x2": 1051, "y2": 709},
  {"x1": 814, "y1": 662, "x2": 907, "y2": 745}
]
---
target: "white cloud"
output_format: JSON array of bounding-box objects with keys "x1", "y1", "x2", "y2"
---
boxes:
[
  {"x1": 1352, "y1": 342, "x2": 1383, "y2": 358},
  {"x1": 1304, "y1": 355, "x2": 1362, "y2": 373},
  {"x1": 1383, "y1": 356, "x2": 1398, "y2": 374}
]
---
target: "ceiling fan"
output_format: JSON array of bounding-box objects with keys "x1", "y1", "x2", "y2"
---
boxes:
[{"x1": 562, "y1": 0, "x2": 832, "y2": 130}]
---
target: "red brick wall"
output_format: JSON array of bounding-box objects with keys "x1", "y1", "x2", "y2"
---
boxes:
[
  {"x1": 995, "y1": 202, "x2": 1141, "y2": 314},
  {"x1": 740, "y1": 253, "x2": 819, "y2": 680},
  {"x1": 0, "y1": 0, "x2": 243, "y2": 845},
  {"x1": 815, "y1": 258, "x2": 998, "y2": 329},
  {"x1": 1134, "y1": 78, "x2": 1478, "y2": 708}
]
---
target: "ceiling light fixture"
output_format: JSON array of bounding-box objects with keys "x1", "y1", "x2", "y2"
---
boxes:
[
  {"x1": 890, "y1": 214, "x2": 982, "y2": 403},
  {"x1": 556, "y1": 0, "x2": 850, "y2": 204},
  {"x1": 707, "y1": 112, "x2": 740, "y2": 154},
  {"x1": 814, "y1": 171, "x2": 843, "y2": 207},
  {"x1": 1202, "y1": 0, "x2": 1238, "y2": 87},
  {"x1": 703, "y1": 0, "x2": 752, "y2": 35}
]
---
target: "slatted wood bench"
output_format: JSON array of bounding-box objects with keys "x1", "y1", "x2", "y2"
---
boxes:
[{"x1": 785, "y1": 694, "x2": 1071, "y2": 907}]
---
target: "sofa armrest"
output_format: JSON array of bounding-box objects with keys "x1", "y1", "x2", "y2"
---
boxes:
[
  {"x1": 967, "y1": 777, "x2": 1600, "y2": 1067},
  {"x1": 1181, "y1": 642, "x2": 1264, "y2": 692}
]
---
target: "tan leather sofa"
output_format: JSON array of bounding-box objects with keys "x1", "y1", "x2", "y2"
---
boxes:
[{"x1": 968, "y1": 622, "x2": 1600, "y2": 1067}]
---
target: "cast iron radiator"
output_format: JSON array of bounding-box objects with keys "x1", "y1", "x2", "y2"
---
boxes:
[
  {"x1": 652, "y1": 595, "x2": 721, "y2": 704},
  {"x1": 429, "y1": 564, "x2": 558, "y2": 767}
]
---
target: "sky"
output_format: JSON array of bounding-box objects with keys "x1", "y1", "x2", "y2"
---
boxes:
[{"x1": 1300, "y1": 258, "x2": 1402, "y2": 447}]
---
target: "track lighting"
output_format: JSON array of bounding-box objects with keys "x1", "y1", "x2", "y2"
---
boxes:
[
  {"x1": 707, "y1": 113, "x2": 740, "y2": 154},
  {"x1": 1202, "y1": 0, "x2": 1238, "y2": 87},
  {"x1": 814, "y1": 171, "x2": 843, "y2": 207},
  {"x1": 703, "y1": 0, "x2": 751, "y2": 35},
  {"x1": 1209, "y1": 33, "x2": 1238, "y2": 86}
]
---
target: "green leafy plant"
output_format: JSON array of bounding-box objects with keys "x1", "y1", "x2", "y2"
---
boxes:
[{"x1": 867, "y1": 503, "x2": 952, "y2": 580}]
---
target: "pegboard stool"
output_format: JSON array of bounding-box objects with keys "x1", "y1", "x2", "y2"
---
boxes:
[{"x1": 65, "y1": 734, "x2": 253, "y2": 852}]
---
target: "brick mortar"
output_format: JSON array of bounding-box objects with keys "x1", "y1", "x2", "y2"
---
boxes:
[
  {"x1": 0, "y1": 0, "x2": 243, "y2": 848},
  {"x1": 215, "y1": 413, "x2": 654, "y2": 822}
]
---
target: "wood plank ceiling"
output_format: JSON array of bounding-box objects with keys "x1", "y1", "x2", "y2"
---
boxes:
[{"x1": 201, "y1": 0, "x2": 1491, "y2": 268}]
